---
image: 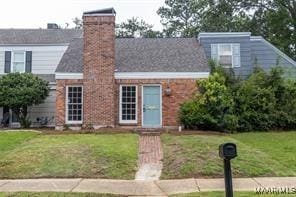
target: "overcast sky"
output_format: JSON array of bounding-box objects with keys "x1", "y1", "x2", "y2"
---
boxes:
[{"x1": 0, "y1": 0, "x2": 164, "y2": 30}]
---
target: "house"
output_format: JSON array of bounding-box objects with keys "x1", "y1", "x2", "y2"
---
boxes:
[{"x1": 0, "y1": 8, "x2": 295, "y2": 129}]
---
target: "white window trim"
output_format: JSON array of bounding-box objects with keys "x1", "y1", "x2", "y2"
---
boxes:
[
  {"x1": 119, "y1": 85, "x2": 138, "y2": 124},
  {"x1": 11, "y1": 51, "x2": 26, "y2": 73},
  {"x1": 217, "y1": 43, "x2": 241, "y2": 68},
  {"x1": 65, "y1": 85, "x2": 83, "y2": 124},
  {"x1": 217, "y1": 44, "x2": 233, "y2": 68}
]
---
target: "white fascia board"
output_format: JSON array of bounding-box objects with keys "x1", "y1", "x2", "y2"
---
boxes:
[
  {"x1": 115, "y1": 72, "x2": 210, "y2": 79},
  {"x1": 251, "y1": 36, "x2": 296, "y2": 67},
  {"x1": 0, "y1": 43, "x2": 69, "y2": 47},
  {"x1": 55, "y1": 73, "x2": 83, "y2": 79},
  {"x1": 198, "y1": 32, "x2": 251, "y2": 40}
]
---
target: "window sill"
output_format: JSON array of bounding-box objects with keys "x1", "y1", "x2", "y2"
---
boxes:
[
  {"x1": 119, "y1": 122, "x2": 138, "y2": 126},
  {"x1": 66, "y1": 122, "x2": 83, "y2": 125}
]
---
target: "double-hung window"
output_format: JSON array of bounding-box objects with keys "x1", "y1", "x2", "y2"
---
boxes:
[
  {"x1": 211, "y1": 43, "x2": 240, "y2": 68},
  {"x1": 12, "y1": 51, "x2": 26, "y2": 73},
  {"x1": 66, "y1": 86, "x2": 83, "y2": 124},
  {"x1": 120, "y1": 85, "x2": 137, "y2": 124}
]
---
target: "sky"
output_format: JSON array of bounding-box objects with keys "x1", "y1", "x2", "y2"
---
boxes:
[{"x1": 0, "y1": 0, "x2": 164, "y2": 30}]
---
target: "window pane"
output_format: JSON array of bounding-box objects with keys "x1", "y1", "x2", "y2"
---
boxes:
[
  {"x1": 219, "y1": 56, "x2": 232, "y2": 66},
  {"x1": 67, "y1": 86, "x2": 83, "y2": 122},
  {"x1": 14, "y1": 52, "x2": 24, "y2": 62},
  {"x1": 219, "y1": 45, "x2": 231, "y2": 55},
  {"x1": 121, "y1": 86, "x2": 137, "y2": 121},
  {"x1": 219, "y1": 44, "x2": 232, "y2": 67},
  {"x1": 13, "y1": 62, "x2": 25, "y2": 72}
]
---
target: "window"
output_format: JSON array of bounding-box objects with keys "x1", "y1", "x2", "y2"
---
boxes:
[
  {"x1": 211, "y1": 43, "x2": 240, "y2": 68},
  {"x1": 12, "y1": 51, "x2": 26, "y2": 72},
  {"x1": 218, "y1": 44, "x2": 232, "y2": 67},
  {"x1": 66, "y1": 86, "x2": 83, "y2": 124},
  {"x1": 120, "y1": 85, "x2": 137, "y2": 124}
]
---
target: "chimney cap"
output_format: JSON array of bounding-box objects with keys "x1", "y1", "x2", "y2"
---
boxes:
[{"x1": 83, "y1": 7, "x2": 116, "y2": 16}]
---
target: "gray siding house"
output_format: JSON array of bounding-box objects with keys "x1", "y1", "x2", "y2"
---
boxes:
[
  {"x1": 199, "y1": 32, "x2": 296, "y2": 77},
  {"x1": 0, "y1": 28, "x2": 295, "y2": 128},
  {"x1": 0, "y1": 29, "x2": 82, "y2": 127}
]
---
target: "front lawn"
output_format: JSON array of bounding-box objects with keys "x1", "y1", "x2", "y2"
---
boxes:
[
  {"x1": 0, "y1": 131, "x2": 138, "y2": 179},
  {"x1": 0, "y1": 192, "x2": 120, "y2": 197},
  {"x1": 171, "y1": 191, "x2": 293, "y2": 197},
  {"x1": 161, "y1": 132, "x2": 296, "y2": 179}
]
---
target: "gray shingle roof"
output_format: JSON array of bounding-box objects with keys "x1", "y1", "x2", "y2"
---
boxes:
[
  {"x1": 0, "y1": 29, "x2": 82, "y2": 45},
  {"x1": 55, "y1": 38, "x2": 83, "y2": 73},
  {"x1": 56, "y1": 38, "x2": 209, "y2": 73},
  {"x1": 37, "y1": 74, "x2": 56, "y2": 82}
]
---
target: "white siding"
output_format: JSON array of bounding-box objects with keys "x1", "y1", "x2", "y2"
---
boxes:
[
  {"x1": 28, "y1": 89, "x2": 56, "y2": 127},
  {"x1": 0, "y1": 45, "x2": 68, "y2": 74},
  {"x1": 0, "y1": 52, "x2": 4, "y2": 74}
]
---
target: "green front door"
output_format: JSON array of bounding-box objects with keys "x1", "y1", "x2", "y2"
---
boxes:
[{"x1": 143, "y1": 86, "x2": 161, "y2": 128}]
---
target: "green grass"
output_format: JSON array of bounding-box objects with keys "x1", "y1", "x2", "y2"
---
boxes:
[
  {"x1": 0, "y1": 131, "x2": 138, "y2": 179},
  {"x1": 0, "y1": 131, "x2": 38, "y2": 152},
  {"x1": 0, "y1": 192, "x2": 120, "y2": 197},
  {"x1": 0, "y1": 192, "x2": 292, "y2": 197},
  {"x1": 171, "y1": 191, "x2": 294, "y2": 197},
  {"x1": 161, "y1": 132, "x2": 296, "y2": 179}
]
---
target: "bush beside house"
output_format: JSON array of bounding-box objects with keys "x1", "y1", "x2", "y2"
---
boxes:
[
  {"x1": 180, "y1": 62, "x2": 296, "y2": 132},
  {"x1": 0, "y1": 73, "x2": 49, "y2": 128}
]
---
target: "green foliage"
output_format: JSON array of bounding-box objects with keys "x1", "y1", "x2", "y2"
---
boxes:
[
  {"x1": 156, "y1": 0, "x2": 295, "y2": 60},
  {"x1": 0, "y1": 73, "x2": 49, "y2": 128},
  {"x1": 116, "y1": 17, "x2": 163, "y2": 38},
  {"x1": 235, "y1": 68, "x2": 276, "y2": 131},
  {"x1": 157, "y1": 0, "x2": 200, "y2": 37},
  {"x1": 180, "y1": 72, "x2": 236, "y2": 131},
  {"x1": 180, "y1": 65, "x2": 296, "y2": 132}
]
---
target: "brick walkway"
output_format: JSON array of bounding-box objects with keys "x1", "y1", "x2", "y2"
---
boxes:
[
  {"x1": 139, "y1": 135, "x2": 163, "y2": 165},
  {"x1": 135, "y1": 135, "x2": 163, "y2": 180}
]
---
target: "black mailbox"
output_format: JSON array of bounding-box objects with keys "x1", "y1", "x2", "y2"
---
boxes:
[
  {"x1": 219, "y1": 143, "x2": 237, "y2": 159},
  {"x1": 219, "y1": 143, "x2": 237, "y2": 197}
]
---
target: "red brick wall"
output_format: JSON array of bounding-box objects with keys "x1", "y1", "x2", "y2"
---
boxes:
[
  {"x1": 54, "y1": 12, "x2": 200, "y2": 129},
  {"x1": 82, "y1": 14, "x2": 116, "y2": 128},
  {"x1": 55, "y1": 79, "x2": 84, "y2": 129},
  {"x1": 115, "y1": 79, "x2": 198, "y2": 128}
]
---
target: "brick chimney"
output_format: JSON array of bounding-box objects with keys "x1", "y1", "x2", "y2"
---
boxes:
[{"x1": 82, "y1": 8, "x2": 116, "y2": 128}]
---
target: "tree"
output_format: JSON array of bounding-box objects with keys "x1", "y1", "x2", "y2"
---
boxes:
[
  {"x1": 0, "y1": 73, "x2": 50, "y2": 127},
  {"x1": 156, "y1": 0, "x2": 295, "y2": 60},
  {"x1": 199, "y1": 0, "x2": 252, "y2": 32},
  {"x1": 116, "y1": 17, "x2": 163, "y2": 38},
  {"x1": 157, "y1": 0, "x2": 201, "y2": 37},
  {"x1": 72, "y1": 17, "x2": 83, "y2": 29},
  {"x1": 244, "y1": 0, "x2": 295, "y2": 60}
]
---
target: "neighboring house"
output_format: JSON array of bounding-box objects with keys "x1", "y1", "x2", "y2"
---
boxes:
[
  {"x1": 0, "y1": 8, "x2": 295, "y2": 129},
  {"x1": 0, "y1": 29, "x2": 82, "y2": 127}
]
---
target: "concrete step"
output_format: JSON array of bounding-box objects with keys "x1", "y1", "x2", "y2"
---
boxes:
[
  {"x1": 140, "y1": 132, "x2": 160, "y2": 136},
  {"x1": 136, "y1": 129, "x2": 161, "y2": 136}
]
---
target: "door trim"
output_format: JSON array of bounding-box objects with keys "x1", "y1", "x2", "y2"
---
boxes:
[{"x1": 141, "y1": 84, "x2": 162, "y2": 128}]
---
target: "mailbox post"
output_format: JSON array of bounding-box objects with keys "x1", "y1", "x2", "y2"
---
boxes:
[{"x1": 219, "y1": 143, "x2": 237, "y2": 197}]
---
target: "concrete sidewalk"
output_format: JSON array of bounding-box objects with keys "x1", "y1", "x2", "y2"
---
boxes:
[{"x1": 0, "y1": 177, "x2": 295, "y2": 196}]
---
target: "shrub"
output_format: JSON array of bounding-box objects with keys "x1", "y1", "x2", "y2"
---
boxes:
[
  {"x1": 180, "y1": 65, "x2": 296, "y2": 132},
  {"x1": 234, "y1": 68, "x2": 277, "y2": 131},
  {"x1": 0, "y1": 73, "x2": 49, "y2": 128},
  {"x1": 180, "y1": 72, "x2": 237, "y2": 132}
]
